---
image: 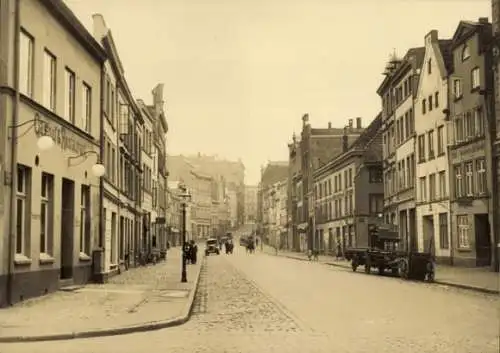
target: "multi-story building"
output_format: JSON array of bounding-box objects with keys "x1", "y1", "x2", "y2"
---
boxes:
[
  {"x1": 264, "y1": 178, "x2": 288, "y2": 249},
  {"x1": 377, "y1": 47, "x2": 425, "y2": 251},
  {"x1": 489, "y1": 0, "x2": 500, "y2": 272},
  {"x1": 448, "y1": 19, "x2": 495, "y2": 268},
  {"x1": 0, "y1": 0, "x2": 107, "y2": 306},
  {"x1": 92, "y1": 14, "x2": 144, "y2": 276},
  {"x1": 167, "y1": 154, "x2": 245, "y2": 227},
  {"x1": 211, "y1": 176, "x2": 230, "y2": 237},
  {"x1": 244, "y1": 185, "x2": 258, "y2": 223},
  {"x1": 313, "y1": 115, "x2": 384, "y2": 255},
  {"x1": 287, "y1": 133, "x2": 303, "y2": 251},
  {"x1": 149, "y1": 84, "x2": 169, "y2": 255},
  {"x1": 414, "y1": 31, "x2": 453, "y2": 262},
  {"x1": 257, "y1": 162, "x2": 288, "y2": 244},
  {"x1": 137, "y1": 100, "x2": 154, "y2": 254},
  {"x1": 190, "y1": 170, "x2": 213, "y2": 239},
  {"x1": 166, "y1": 181, "x2": 182, "y2": 246},
  {"x1": 289, "y1": 114, "x2": 365, "y2": 252}
]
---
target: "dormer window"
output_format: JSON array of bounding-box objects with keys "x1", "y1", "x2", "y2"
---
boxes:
[{"x1": 461, "y1": 45, "x2": 470, "y2": 61}]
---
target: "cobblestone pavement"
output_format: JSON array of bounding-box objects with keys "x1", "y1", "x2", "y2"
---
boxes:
[
  {"x1": 0, "y1": 248, "x2": 199, "y2": 338},
  {"x1": 3, "y1": 246, "x2": 498, "y2": 353}
]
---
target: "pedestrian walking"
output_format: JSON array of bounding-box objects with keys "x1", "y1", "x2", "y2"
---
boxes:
[{"x1": 190, "y1": 240, "x2": 198, "y2": 264}]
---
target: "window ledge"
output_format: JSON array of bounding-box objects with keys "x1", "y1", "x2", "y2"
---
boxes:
[
  {"x1": 14, "y1": 254, "x2": 32, "y2": 266},
  {"x1": 79, "y1": 252, "x2": 92, "y2": 262},
  {"x1": 39, "y1": 253, "x2": 55, "y2": 264}
]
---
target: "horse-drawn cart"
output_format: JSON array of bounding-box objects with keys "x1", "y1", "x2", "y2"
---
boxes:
[{"x1": 345, "y1": 224, "x2": 435, "y2": 282}]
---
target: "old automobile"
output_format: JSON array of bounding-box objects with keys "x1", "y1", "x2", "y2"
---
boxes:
[{"x1": 205, "y1": 238, "x2": 220, "y2": 256}]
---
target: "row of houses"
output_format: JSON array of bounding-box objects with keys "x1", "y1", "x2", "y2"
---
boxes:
[
  {"x1": 0, "y1": 0, "x2": 171, "y2": 307},
  {"x1": 258, "y1": 14, "x2": 500, "y2": 272},
  {"x1": 166, "y1": 154, "x2": 246, "y2": 240}
]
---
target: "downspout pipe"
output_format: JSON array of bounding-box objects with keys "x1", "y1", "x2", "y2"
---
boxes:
[{"x1": 6, "y1": 0, "x2": 21, "y2": 306}]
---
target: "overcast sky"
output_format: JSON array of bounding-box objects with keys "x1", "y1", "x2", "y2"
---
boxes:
[{"x1": 66, "y1": 0, "x2": 490, "y2": 185}]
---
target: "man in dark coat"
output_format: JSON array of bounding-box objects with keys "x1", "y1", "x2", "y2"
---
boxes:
[{"x1": 190, "y1": 240, "x2": 198, "y2": 264}]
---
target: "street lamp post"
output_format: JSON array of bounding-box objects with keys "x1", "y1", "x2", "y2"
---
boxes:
[{"x1": 179, "y1": 183, "x2": 191, "y2": 283}]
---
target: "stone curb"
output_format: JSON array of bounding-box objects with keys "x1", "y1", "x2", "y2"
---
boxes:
[
  {"x1": 0, "y1": 257, "x2": 206, "y2": 343},
  {"x1": 263, "y1": 250, "x2": 499, "y2": 295}
]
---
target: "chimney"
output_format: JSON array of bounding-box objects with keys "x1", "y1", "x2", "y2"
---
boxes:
[
  {"x1": 356, "y1": 117, "x2": 362, "y2": 129},
  {"x1": 328, "y1": 122, "x2": 332, "y2": 129},
  {"x1": 342, "y1": 127, "x2": 348, "y2": 152},
  {"x1": 92, "y1": 14, "x2": 108, "y2": 40},
  {"x1": 348, "y1": 119, "x2": 353, "y2": 129}
]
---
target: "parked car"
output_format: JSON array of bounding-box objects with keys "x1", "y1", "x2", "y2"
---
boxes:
[{"x1": 205, "y1": 238, "x2": 220, "y2": 256}]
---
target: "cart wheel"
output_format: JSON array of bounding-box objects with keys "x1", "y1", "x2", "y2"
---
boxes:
[
  {"x1": 398, "y1": 258, "x2": 409, "y2": 279},
  {"x1": 364, "y1": 258, "x2": 371, "y2": 274}
]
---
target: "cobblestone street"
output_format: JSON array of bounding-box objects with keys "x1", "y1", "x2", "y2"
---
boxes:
[{"x1": 3, "y1": 247, "x2": 498, "y2": 353}]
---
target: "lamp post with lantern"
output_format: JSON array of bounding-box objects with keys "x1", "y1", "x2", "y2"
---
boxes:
[{"x1": 179, "y1": 183, "x2": 191, "y2": 283}]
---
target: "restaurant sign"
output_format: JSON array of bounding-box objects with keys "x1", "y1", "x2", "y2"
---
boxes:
[{"x1": 34, "y1": 113, "x2": 90, "y2": 155}]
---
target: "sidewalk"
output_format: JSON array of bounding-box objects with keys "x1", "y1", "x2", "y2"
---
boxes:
[
  {"x1": 261, "y1": 245, "x2": 499, "y2": 294},
  {"x1": 0, "y1": 247, "x2": 203, "y2": 343}
]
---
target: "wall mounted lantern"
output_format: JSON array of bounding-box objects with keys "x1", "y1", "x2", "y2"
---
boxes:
[{"x1": 67, "y1": 150, "x2": 106, "y2": 177}]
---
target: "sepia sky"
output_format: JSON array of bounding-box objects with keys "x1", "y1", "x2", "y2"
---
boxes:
[{"x1": 65, "y1": 0, "x2": 490, "y2": 185}]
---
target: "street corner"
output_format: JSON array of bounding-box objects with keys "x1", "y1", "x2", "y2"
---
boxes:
[{"x1": 0, "y1": 256, "x2": 206, "y2": 343}]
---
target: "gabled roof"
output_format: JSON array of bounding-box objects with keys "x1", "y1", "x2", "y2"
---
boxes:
[
  {"x1": 350, "y1": 113, "x2": 383, "y2": 151},
  {"x1": 438, "y1": 40, "x2": 453, "y2": 74},
  {"x1": 313, "y1": 113, "x2": 382, "y2": 178},
  {"x1": 451, "y1": 19, "x2": 491, "y2": 49},
  {"x1": 261, "y1": 162, "x2": 288, "y2": 188}
]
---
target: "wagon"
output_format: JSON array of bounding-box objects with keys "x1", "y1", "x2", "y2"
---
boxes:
[{"x1": 346, "y1": 225, "x2": 435, "y2": 282}]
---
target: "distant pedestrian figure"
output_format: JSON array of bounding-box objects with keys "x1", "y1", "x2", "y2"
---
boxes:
[
  {"x1": 190, "y1": 240, "x2": 198, "y2": 264},
  {"x1": 184, "y1": 242, "x2": 192, "y2": 264},
  {"x1": 336, "y1": 244, "x2": 342, "y2": 260},
  {"x1": 256, "y1": 238, "x2": 259, "y2": 247}
]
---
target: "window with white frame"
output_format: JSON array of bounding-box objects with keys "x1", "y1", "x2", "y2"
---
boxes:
[
  {"x1": 429, "y1": 173, "x2": 436, "y2": 201},
  {"x1": 454, "y1": 165, "x2": 463, "y2": 198},
  {"x1": 438, "y1": 171, "x2": 447, "y2": 198},
  {"x1": 65, "y1": 68, "x2": 76, "y2": 123},
  {"x1": 43, "y1": 49, "x2": 57, "y2": 111},
  {"x1": 474, "y1": 108, "x2": 484, "y2": 136},
  {"x1": 80, "y1": 185, "x2": 91, "y2": 254},
  {"x1": 464, "y1": 111, "x2": 474, "y2": 139},
  {"x1": 453, "y1": 79, "x2": 462, "y2": 99},
  {"x1": 428, "y1": 130, "x2": 435, "y2": 159},
  {"x1": 455, "y1": 114, "x2": 464, "y2": 143},
  {"x1": 437, "y1": 125, "x2": 444, "y2": 155},
  {"x1": 82, "y1": 82, "x2": 92, "y2": 132},
  {"x1": 464, "y1": 162, "x2": 473, "y2": 196},
  {"x1": 16, "y1": 165, "x2": 31, "y2": 256},
  {"x1": 471, "y1": 67, "x2": 480, "y2": 90},
  {"x1": 457, "y1": 215, "x2": 470, "y2": 249},
  {"x1": 19, "y1": 29, "x2": 34, "y2": 97},
  {"x1": 419, "y1": 176, "x2": 427, "y2": 202},
  {"x1": 40, "y1": 172, "x2": 53, "y2": 254},
  {"x1": 476, "y1": 159, "x2": 487, "y2": 194}
]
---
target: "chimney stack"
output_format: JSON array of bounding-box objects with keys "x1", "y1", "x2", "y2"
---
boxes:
[
  {"x1": 342, "y1": 127, "x2": 348, "y2": 152},
  {"x1": 348, "y1": 119, "x2": 353, "y2": 129},
  {"x1": 356, "y1": 117, "x2": 362, "y2": 129},
  {"x1": 328, "y1": 122, "x2": 332, "y2": 129},
  {"x1": 479, "y1": 17, "x2": 489, "y2": 24}
]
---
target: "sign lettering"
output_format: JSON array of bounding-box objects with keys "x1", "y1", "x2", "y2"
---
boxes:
[{"x1": 34, "y1": 113, "x2": 90, "y2": 155}]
